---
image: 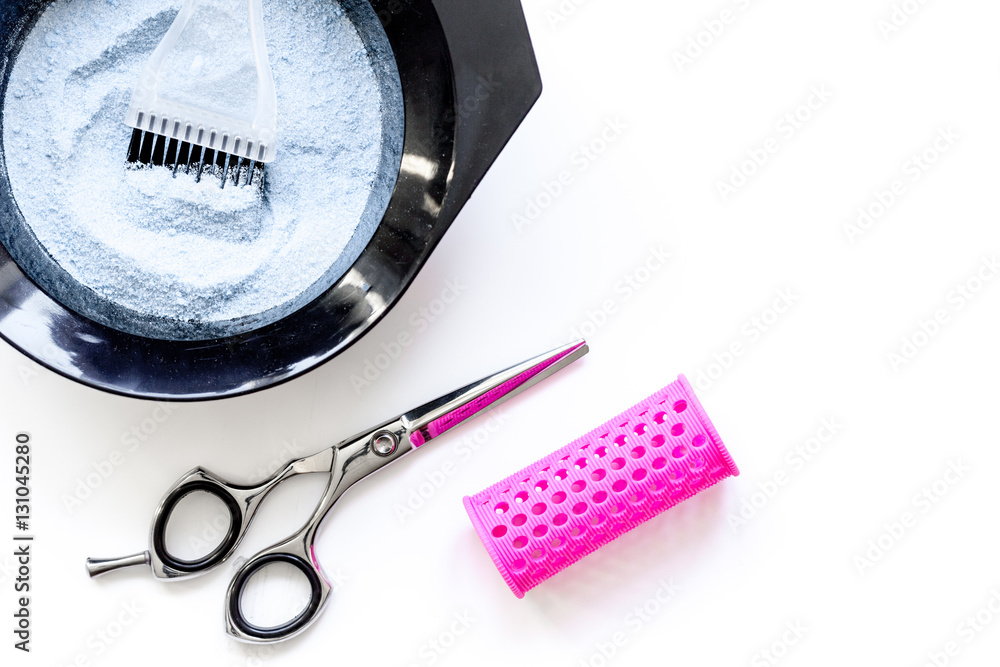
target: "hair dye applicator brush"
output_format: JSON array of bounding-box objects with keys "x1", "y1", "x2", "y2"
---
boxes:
[{"x1": 124, "y1": 0, "x2": 278, "y2": 188}]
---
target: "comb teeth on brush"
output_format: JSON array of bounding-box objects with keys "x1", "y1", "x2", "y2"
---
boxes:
[
  {"x1": 124, "y1": 0, "x2": 278, "y2": 188},
  {"x1": 463, "y1": 375, "x2": 739, "y2": 598}
]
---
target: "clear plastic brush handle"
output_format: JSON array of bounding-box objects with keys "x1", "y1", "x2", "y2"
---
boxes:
[{"x1": 125, "y1": 0, "x2": 278, "y2": 163}]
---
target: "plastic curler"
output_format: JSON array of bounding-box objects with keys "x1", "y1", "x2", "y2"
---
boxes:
[{"x1": 463, "y1": 375, "x2": 738, "y2": 598}]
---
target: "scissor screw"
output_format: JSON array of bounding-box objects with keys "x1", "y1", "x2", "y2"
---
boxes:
[{"x1": 372, "y1": 432, "x2": 398, "y2": 457}]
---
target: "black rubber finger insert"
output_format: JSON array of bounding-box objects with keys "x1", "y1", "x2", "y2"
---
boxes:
[
  {"x1": 151, "y1": 480, "x2": 242, "y2": 573},
  {"x1": 228, "y1": 553, "x2": 324, "y2": 641}
]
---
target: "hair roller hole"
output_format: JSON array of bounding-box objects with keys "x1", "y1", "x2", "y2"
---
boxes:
[
  {"x1": 632, "y1": 468, "x2": 648, "y2": 481},
  {"x1": 672, "y1": 445, "x2": 688, "y2": 459},
  {"x1": 594, "y1": 446, "x2": 608, "y2": 458},
  {"x1": 651, "y1": 435, "x2": 666, "y2": 448},
  {"x1": 671, "y1": 423, "x2": 685, "y2": 436},
  {"x1": 630, "y1": 446, "x2": 645, "y2": 459},
  {"x1": 514, "y1": 491, "x2": 529, "y2": 503},
  {"x1": 614, "y1": 435, "x2": 628, "y2": 447},
  {"x1": 591, "y1": 469, "x2": 607, "y2": 482},
  {"x1": 552, "y1": 491, "x2": 567, "y2": 504},
  {"x1": 574, "y1": 458, "x2": 588, "y2": 470},
  {"x1": 491, "y1": 525, "x2": 507, "y2": 538},
  {"x1": 494, "y1": 502, "x2": 509, "y2": 514},
  {"x1": 571, "y1": 480, "x2": 587, "y2": 493},
  {"x1": 634, "y1": 423, "x2": 647, "y2": 436},
  {"x1": 654, "y1": 412, "x2": 667, "y2": 425},
  {"x1": 535, "y1": 480, "x2": 549, "y2": 493},
  {"x1": 572, "y1": 502, "x2": 588, "y2": 515},
  {"x1": 612, "y1": 480, "x2": 627, "y2": 493},
  {"x1": 553, "y1": 513, "x2": 568, "y2": 526},
  {"x1": 593, "y1": 490, "x2": 608, "y2": 504},
  {"x1": 652, "y1": 457, "x2": 667, "y2": 470},
  {"x1": 533, "y1": 525, "x2": 548, "y2": 538},
  {"x1": 532, "y1": 502, "x2": 547, "y2": 515},
  {"x1": 512, "y1": 536, "x2": 528, "y2": 549},
  {"x1": 512, "y1": 514, "x2": 527, "y2": 527},
  {"x1": 673, "y1": 400, "x2": 687, "y2": 413},
  {"x1": 692, "y1": 434, "x2": 707, "y2": 447},
  {"x1": 554, "y1": 469, "x2": 569, "y2": 481}
]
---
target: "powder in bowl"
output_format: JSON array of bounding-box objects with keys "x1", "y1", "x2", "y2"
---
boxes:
[{"x1": 0, "y1": 0, "x2": 404, "y2": 341}]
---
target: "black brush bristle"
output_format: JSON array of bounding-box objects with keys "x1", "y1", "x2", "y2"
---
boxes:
[{"x1": 125, "y1": 129, "x2": 263, "y2": 189}]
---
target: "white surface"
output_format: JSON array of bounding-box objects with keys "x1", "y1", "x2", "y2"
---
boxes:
[{"x1": 3, "y1": 0, "x2": 1000, "y2": 664}]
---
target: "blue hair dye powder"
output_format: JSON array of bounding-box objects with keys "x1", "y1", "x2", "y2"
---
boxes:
[{"x1": 1, "y1": 0, "x2": 404, "y2": 340}]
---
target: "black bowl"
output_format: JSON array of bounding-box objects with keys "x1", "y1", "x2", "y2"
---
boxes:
[{"x1": 0, "y1": 0, "x2": 541, "y2": 400}]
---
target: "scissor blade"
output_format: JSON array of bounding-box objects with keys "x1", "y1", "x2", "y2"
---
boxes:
[{"x1": 402, "y1": 339, "x2": 588, "y2": 448}]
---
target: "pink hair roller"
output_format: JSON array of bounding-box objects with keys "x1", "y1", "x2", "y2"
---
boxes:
[{"x1": 463, "y1": 375, "x2": 738, "y2": 598}]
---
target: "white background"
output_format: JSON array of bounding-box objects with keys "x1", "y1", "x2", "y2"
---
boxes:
[{"x1": 3, "y1": 0, "x2": 1000, "y2": 665}]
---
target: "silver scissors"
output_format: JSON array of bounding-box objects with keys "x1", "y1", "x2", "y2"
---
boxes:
[{"x1": 85, "y1": 340, "x2": 588, "y2": 643}]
